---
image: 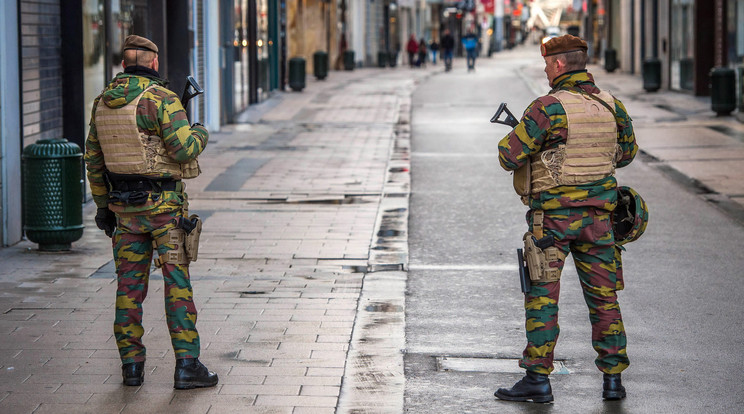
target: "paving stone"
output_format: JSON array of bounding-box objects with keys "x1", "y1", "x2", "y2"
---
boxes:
[
  {"x1": 219, "y1": 384, "x2": 299, "y2": 396},
  {"x1": 299, "y1": 386, "x2": 340, "y2": 397},
  {"x1": 254, "y1": 395, "x2": 337, "y2": 408}
]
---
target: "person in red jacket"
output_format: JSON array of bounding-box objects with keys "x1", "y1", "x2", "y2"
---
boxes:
[{"x1": 406, "y1": 34, "x2": 419, "y2": 68}]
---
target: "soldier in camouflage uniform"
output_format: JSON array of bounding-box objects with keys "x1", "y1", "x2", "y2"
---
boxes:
[
  {"x1": 493, "y1": 35, "x2": 638, "y2": 403},
  {"x1": 84, "y1": 35, "x2": 217, "y2": 389}
]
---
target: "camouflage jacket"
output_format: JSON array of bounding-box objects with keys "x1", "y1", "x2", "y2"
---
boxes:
[
  {"x1": 84, "y1": 67, "x2": 208, "y2": 214},
  {"x1": 497, "y1": 70, "x2": 637, "y2": 211}
]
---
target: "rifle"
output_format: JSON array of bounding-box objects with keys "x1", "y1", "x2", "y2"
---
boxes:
[
  {"x1": 490, "y1": 102, "x2": 519, "y2": 127},
  {"x1": 180, "y1": 76, "x2": 204, "y2": 110}
]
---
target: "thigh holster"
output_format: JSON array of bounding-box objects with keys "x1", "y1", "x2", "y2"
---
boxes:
[
  {"x1": 184, "y1": 214, "x2": 202, "y2": 262},
  {"x1": 153, "y1": 215, "x2": 202, "y2": 267},
  {"x1": 523, "y1": 232, "x2": 566, "y2": 283}
]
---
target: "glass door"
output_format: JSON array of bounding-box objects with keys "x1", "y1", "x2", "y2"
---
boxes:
[
  {"x1": 234, "y1": 0, "x2": 250, "y2": 112},
  {"x1": 257, "y1": 0, "x2": 270, "y2": 101},
  {"x1": 82, "y1": 0, "x2": 106, "y2": 122},
  {"x1": 670, "y1": 0, "x2": 694, "y2": 91}
]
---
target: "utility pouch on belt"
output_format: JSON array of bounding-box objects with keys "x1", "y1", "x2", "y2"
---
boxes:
[{"x1": 522, "y1": 232, "x2": 564, "y2": 283}]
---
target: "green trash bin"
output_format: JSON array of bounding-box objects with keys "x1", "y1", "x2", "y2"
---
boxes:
[
  {"x1": 388, "y1": 51, "x2": 398, "y2": 68},
  {"x1": 710, "y1": 67, "x2": 736, "y2": 116},
  {"x1": 377, "y1": 51, "x2": 388, "y2": 68},
  {"x1": 642, "y1": 58, "x2": 661, "y2": 92},
  {"x1": 313, "y1": 51, "x2": 328, "y2": 80},
  {"x1": 343, "y1": 50, "x2": 355, "y2": 71},
  {"x1": 288, "y1": 57, "x2": 306, "y2": 91},
  {"x1": 22, "y1": 138, "x2": 84, "y2": 251},
  {"x1": 604, "y1": 49, "x2": 617, "y2": 73}
]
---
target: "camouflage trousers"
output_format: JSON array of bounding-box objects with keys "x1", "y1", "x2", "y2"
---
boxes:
[
  {"x1": 111, "y1": 210, "x2": 200, "y2": 364},
  {"x1": 520, "y1": 207, "x2": 629, "y2": 375}
]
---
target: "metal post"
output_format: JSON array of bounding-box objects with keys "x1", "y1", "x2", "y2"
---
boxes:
[{"x1": 248, "y1": 0, "x2": 258, "y2": 104}]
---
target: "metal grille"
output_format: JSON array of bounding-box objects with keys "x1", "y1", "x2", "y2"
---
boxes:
[{"x1": 20, "y1": 0, "x2": 64, "y2": 147}]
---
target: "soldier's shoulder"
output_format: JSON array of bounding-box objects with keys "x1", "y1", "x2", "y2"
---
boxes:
[
  {"x1": 536, "y1": 94, "x2": 560, "y2": 106},
  {"x1": 144, "y1": 84, "x2": 178, "y2": 101},
  {"x1": 532, "y1": 94, "x2": 563, "y2": 116}
]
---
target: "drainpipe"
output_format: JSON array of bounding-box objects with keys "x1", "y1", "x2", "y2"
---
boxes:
[{"x1": 0, "y1": 0, "x2": 21, "y2": 245}]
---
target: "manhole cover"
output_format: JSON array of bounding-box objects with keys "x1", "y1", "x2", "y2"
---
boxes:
[{"x1": 436, "y1": 357, "x2": 570, "y2": 375}]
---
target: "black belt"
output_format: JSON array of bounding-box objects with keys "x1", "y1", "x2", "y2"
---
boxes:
[{"x1": 109, "y1": 179, "x2": 179, "y2": 192}]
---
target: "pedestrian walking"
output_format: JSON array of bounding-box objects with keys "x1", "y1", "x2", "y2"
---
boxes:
[
  {"x1": 417, "y1": 39, "x2": 428, "y2": 67},
  {"x1": 493, "y1": 34, "x2": 640, "y2": 403},
  {"x1": 407, "y1": 34, "x2": 419, "y2": 68},
  {"x1": 430, "y1": 39, "x2": 439, "y2": 64},
  {"x1": 462, "y1": 30, "x2": 478, "y2": 71},
  {"x1": 83, "y1": 34, "x2": 218, "y2": 390},
  {"x1": 441, "y1": 29, "x2": 455, "y2": 71}
]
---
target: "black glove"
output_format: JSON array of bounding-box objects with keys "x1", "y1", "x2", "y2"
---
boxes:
[
  {"x1": 95, "y1": 207, "x2": 116, "y2": 238},
  {"x1": 191, "y1": 122, "x2": 204, "y2": 128}
]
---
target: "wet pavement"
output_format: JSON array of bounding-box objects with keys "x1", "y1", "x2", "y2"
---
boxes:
[
  {"x1": 405, "y1": 47, "x2": 744, "y2": 414},
  {"x1": 1, "y1": 43, "x2": 743, "y2": 413}
]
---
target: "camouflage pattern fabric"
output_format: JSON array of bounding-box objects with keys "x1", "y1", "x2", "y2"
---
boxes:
[
  {"x1": 520, "y1": 208, "x2": 628, "y2": 375},
  {"x1": 498, "y1": 71, "x2": 638, "y2": 211},
  {"x1": 113, "y1": 210, "x2": 200, "y2": 363},
  {"x1": 84, "y1": 71, "x2": 208, "y2": 215},
  {"x1": 83, "y1": 69, "x2": 207, "y2": 364},
  {"x1": 498, "y1": 70, "x2": 637, "y2": 376}
]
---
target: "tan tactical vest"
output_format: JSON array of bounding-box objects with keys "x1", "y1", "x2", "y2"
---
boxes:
[
  {"x1": 528, "y1": 89, "x2": 620, "y2": 193},
  {"x1": 95, "y1": 86, "x2": 200, "y2": 179}
]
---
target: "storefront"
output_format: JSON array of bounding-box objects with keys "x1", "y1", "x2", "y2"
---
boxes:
[{"x1": 223, "y1": 0, "x2": 283, "y2": 122}]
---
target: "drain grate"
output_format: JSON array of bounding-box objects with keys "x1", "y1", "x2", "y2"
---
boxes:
[{"x1": 436, "y1": 356, "x2": 570, "y2": 375}]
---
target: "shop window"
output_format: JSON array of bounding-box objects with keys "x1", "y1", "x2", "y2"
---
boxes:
[
  {"x1": 670, "y1": 0, "x2": 694, "y2": 91},
  {"x1": 83, "y1": 0, "x2": 105, "y2": 123}
]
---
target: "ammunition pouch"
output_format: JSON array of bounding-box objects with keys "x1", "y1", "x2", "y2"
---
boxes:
[
  {"x1": 152, "y1": 214, "x2": 202, "y2": 267},
  {"x1": 153, "y1": 228, "x2": 189, "y2": 267},
  {"x1": 522, "y1": 232, "x2": 565, "y2": 283}
]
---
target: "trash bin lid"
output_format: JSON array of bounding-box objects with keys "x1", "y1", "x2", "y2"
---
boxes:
[{"x1": 22, "y1": 138, "x2": 82, "y2": 159}]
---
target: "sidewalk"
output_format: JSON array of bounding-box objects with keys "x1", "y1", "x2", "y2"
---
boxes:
[
  {"x1": 519, "y1": 55, "x2": 744, "y2": 224},
  {"x1": 0, "y1": 64, "x2": 431, "y2": 413}
]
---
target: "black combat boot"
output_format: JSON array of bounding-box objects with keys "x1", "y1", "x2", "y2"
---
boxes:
[
  {"x1": 603, "y1": 373, "x2": 626, "y2": 400},
  {"x1": 494, "y1": 371, "x2": 553, "y2": 403},
  {"x1": 174, "y1": 358, "x2": 218, "y2": 389},
  {"x1": 121, "y1": 361, "x2": 145, "y2": 386}
]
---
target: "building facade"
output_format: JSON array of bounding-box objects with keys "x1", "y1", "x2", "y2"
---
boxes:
[
  {"x1": 0, "y1": 0, "x2": 291, "y2": 246},
  {"x1": 582, "y1": 0, "x2": 744, "y2": 102}
]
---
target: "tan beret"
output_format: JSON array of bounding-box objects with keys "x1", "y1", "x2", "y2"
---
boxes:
[
  {"x1": 122, "y1": 35, "x2": 158, "y2": 54},
  {"x1": 540, "y1": 34, "x2": 587, "y2": 57}
]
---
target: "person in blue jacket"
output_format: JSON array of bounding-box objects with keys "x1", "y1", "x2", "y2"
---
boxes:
[{"x1": 462, "y1": 31, "x2": 479, "y2": 71}]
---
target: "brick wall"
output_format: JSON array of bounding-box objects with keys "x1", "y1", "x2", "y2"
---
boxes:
[{"x1": 20, "y1": 0, "x2": 63, "y2": 148}]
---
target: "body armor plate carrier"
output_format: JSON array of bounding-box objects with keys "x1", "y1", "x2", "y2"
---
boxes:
[
  {"x1": 95, "y1": 86, "x2": 200, "y2": 179},
  {"x1": 514, "y1": 89, "x2": 621, "y2": 196}
]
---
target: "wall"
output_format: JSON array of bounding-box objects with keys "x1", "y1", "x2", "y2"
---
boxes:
[
  {"x1": 20, "y1": 0, "x2": 64, "y2": 149},
  {"x1": 287, "y1": 0, "x2": 340, "y2": 71}
]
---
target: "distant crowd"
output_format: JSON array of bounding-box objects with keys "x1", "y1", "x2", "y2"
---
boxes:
[{"x1": 404, "y1": 29, "x2": 480, "y2": 71}]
